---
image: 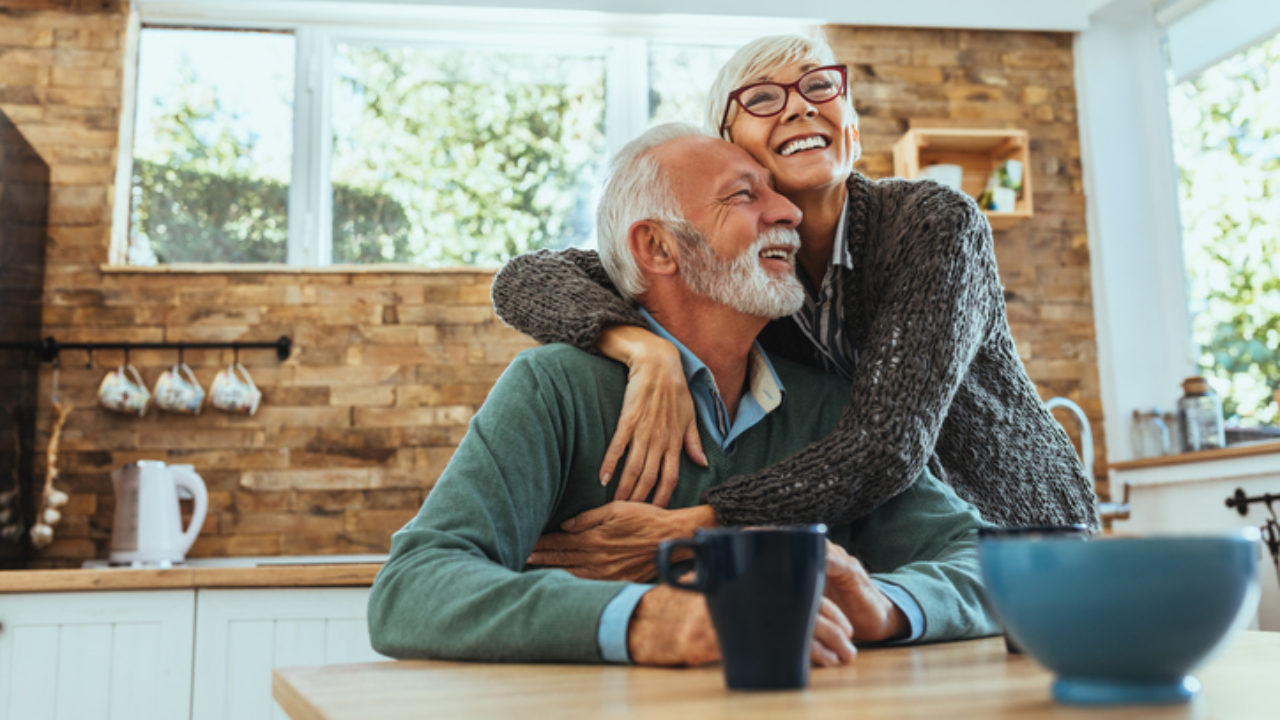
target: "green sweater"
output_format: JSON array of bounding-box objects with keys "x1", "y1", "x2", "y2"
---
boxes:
[{"x1": 367, "y1": 344, "x2": 997, "y2": 663}]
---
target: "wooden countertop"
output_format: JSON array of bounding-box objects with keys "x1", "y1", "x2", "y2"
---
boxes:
[
  {"x1": 1109, "y1": 440, "x2": 1280, "y2": 471},
  {"x1": 275, "y1": 631, "x2": 1279, "y2": 720},
  {"x1": 0, "y1": 563, "x2": 382, "y2": 593}
]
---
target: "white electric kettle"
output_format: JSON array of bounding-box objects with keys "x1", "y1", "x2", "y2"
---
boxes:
[{"x1": 110, "y1": 460, "x2": 208, "y2": 566}]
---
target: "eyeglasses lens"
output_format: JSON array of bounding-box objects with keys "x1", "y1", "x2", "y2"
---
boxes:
[
  {"x1": 738, "y1": 67, "x2": 844, "y2": 117},
  {"x1": 799, "y1": 69, "x2": 842, "y2": 102}
]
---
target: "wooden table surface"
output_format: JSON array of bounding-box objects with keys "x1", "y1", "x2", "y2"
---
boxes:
[{"x1": 273, "y1": 631, "x2": 1278, "y2": 720}]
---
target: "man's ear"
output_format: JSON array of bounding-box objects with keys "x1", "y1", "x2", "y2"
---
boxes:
[{"x1": 628, "y1": 221, "x2": 679, "y2": 277}]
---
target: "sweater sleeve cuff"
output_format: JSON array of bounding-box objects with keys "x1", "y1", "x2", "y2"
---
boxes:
[
  {"x1": 597, "y1": 583, "x2": 655, "y2": 663},
  {"x1": 871, "y1": 578, "x2": 925, "y2": 644}
]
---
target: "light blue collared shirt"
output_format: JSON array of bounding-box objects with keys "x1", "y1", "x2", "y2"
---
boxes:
[
  {"x1": 596, "y1": 310, "x2": 922, "y2": 662},
  {"x1": 637, "y1": 308, "x2": 784, "y2": 451}
]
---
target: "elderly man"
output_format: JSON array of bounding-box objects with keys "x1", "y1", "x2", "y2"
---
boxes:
[{"x1": 367, "y1": 123, "x2": 997, "y2": 666}]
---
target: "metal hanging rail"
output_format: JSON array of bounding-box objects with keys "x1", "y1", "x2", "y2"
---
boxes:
[
  {"x1": 1226, "y1": 488, "x2": 1280, "y2": 517},
  {"x1": 0, "y1": 335, "x2": 293, "y2": 362}
]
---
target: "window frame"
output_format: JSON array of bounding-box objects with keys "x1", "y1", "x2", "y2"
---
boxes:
[{"x1": 117, "y1": 1, "x2": 802, "y2": 268}]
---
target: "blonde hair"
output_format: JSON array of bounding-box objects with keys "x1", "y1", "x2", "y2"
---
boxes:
[
  {"x1": 596, "y1": 122, "x2": 707, "y2": 299},
  {"x1": 705, "y1": 34, "x2": 853, "y2": 141}
]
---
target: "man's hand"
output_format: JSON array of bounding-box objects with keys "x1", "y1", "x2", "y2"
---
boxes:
[
  {"x1": 627, "y1": 585, "x2": 719, "y2": 666},
  {"x1": 528, "y1": 502, "x2": 716, "y2": 582},
  {"x1": 824, "y1": 541, "x2": 909, "y2": 643},
  {"x1": 629, "y1": 587, "x2": 857, "y2": 667},
  {"x1": 812, "y1": 597, "x2": 858, "y2": 666}
]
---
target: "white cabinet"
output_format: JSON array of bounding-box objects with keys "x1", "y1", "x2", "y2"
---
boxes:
[
  {"x1": 191, "y1": 588, "x2": 384, "y2": 720},
  {"x1": 0, "y1": 590, "x2": 195, "y2": 720},
  {"x1": 1111, "y1": 450, "x2": 1280, "y2": 630},
  {"x1": 0, "y1": 585, "x2": 382, "y2": 720}
]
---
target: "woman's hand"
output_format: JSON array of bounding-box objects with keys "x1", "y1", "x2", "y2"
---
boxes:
[
  {"x1": 527, "y1": 502, "x2": 716, "y2": 582},
  {"x1": 597, "y1": 326, "x2": 708, "y2": 506}
]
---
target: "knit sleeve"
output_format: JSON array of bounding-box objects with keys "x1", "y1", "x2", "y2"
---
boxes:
[
  {"x1": 490, "y1": 248, "x2": 648, "y2": 351},
  {"x1": 704, "y1": 189, "x2": 1000, "y2": 526}
]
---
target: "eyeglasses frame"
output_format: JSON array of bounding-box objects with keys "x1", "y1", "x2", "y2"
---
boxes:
[{"x1": 718, "y1": 64, "x2": 849, "y2": 138}]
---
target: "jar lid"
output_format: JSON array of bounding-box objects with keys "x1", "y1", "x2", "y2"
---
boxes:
[{"x1": 1182, "y1": 376, "x2": 1210, "y2": 395}]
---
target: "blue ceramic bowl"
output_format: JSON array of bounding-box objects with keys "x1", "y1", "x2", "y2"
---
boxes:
[{"x1": 979, "y1": 530, "x2": 1260, "y2": 706}]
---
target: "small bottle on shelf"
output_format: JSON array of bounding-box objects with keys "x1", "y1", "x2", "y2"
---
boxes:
[
  {"x1": 1130, "y1": 409, "x2": 1170, "y2": 458},
  {"x1": 1177, "y1": 377, "x2": 1226, "y2": 452}
]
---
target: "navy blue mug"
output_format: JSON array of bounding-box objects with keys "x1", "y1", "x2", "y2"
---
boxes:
[{"x1": 656, "y1": 524, "x2": 827, "y2": 690}]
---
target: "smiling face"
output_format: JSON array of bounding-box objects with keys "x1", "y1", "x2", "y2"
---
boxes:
[
  {"x1": 723, "y1": 60, "x2": 860, "y2": 197},
  {"x1": 649, "y1": 136, "x2": 805, "y2": 317}
]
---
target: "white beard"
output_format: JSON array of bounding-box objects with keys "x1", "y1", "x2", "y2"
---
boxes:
[{"x1": 677, "y1": 226, "x2": 806, "y2": 319}]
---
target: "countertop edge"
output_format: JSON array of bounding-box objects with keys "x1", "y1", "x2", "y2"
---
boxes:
[
  {"x1": 0, "y1": 564, "x2": 383, "y2": 593},
  {"x1": 1108, "y1": 440, "x2": 1280, "y2": 472}
]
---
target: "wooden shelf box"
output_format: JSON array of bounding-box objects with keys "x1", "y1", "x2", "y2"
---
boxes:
[{"x1": 891, "y1": 128, "x2": 1032, "y2": 230}]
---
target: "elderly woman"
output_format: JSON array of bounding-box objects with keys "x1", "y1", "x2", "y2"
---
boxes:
[{"x1": 491, "y1": 34, "x2": 1097, "y2": 568}]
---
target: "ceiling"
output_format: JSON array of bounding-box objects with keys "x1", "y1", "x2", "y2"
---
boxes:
[{"x1": 159, "y1": 0, "x2": 1124, "y2": 32}]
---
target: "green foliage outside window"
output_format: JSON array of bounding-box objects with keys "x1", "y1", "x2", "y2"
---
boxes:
[
  {"x1": 329, "y1": 45, "x2": 606, "y2": 266},
  {"x1": 1168, "y1": 32, "x2": 1280, "y2": 426},
  {"x1": 129, "y1": 38, "x2": 605, "y2": 268},
  {"x1": 132, "y1": 159, "x2": 410, "y2": 264},
  {"x1": 129, "y1": 55, "x2": 292, "y2": 264}
]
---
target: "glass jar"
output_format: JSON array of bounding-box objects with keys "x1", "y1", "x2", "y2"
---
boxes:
[
  {"x1": 1162, "y1": 410, "x2": 1182, "y2": 456},
  {"x1": 1177, "y1": 376, "x2": 1226, "y2": 452},
  {"x1": 1130, "y1": 409, "x2": 1170, "y2": 458}
]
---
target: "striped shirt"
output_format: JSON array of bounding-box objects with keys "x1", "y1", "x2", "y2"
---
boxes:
[{"x1": 793, "y1": 192, "x2": 857, "y2": 379}]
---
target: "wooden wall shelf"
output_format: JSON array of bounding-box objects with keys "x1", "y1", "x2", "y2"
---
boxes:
[{"x1": 892, "y1": 128, "x2": 1032, "y2": 230}]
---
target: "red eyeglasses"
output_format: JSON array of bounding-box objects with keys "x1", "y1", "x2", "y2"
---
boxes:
[{"x1": 719, "y1": 65, "x2": 848, "y2": 137}]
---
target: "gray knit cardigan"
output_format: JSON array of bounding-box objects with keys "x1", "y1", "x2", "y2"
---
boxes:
[{"x1": 490, "y1": 172, "x2": 1100, "y2": 531}]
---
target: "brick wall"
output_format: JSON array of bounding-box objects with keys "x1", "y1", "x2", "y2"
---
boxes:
[{"x1": 1, "y1": 2, "x2": 1105, "y2": 567}]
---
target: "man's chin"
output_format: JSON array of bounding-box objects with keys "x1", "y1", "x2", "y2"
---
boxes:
[{"x1": 750, "y1": 284, "x2": 804, "y2": 319}]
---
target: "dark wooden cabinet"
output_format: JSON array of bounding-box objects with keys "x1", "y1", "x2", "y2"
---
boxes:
[{"x1": 0, "y1": 110, "x2": 49, "y2": 567}]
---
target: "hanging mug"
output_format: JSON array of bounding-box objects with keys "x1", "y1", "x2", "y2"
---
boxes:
[
  {"x1": 99, "y1": 363, "x2": 150, "y2": 417},
  {"x1": 153, "y1": 362, "x2": 205, "y2": 414},
  {"x1": 210, "y1": 362, "x2": 261, "y2": 415}
]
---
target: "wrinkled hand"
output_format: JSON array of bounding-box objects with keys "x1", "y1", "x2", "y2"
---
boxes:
[
  {"x1": 628, "y1": 585, "x2": 720, "y2": 666},
  {"x1": 812, "y1": 597, "x2": 858, "y2": 666},
  {"x1": 629, "y1": 587, "x2": 856, "y2": 668},
  {"x1": 597, "y1": 328, "x2": 707, "y2": 507},
  {"x1": 528, "y1": 502, "x2": 714, "y2": 582},
  {"x1": 824, "y1": 541, "x2": 908, "y2": 643}
]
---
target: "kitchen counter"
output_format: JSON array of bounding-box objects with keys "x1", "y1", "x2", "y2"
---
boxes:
[
  {"x1": 0, "y1": 556, "x2": 384, "y2": 593},
  {"x1": 1108, "y1": 439, "x2": 1280, "y2": 471}
]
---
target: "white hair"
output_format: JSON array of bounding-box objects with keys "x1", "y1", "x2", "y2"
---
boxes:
[
  {"x1": 596, "y1": 122, "x2": 709, "y2": 300},
  {"x1": 705, "y1": 33, "x2": 850, "y2": 141}
]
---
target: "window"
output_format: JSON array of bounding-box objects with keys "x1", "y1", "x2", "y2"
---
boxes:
[
  {"x1": 129, "y1": 28, "x2": 295, "y2": 265},
  {"x1": 1167, "y1": 31, "x2": 1280, "y2": 429},
  {"x1": 328, "y1": 42, "x2": 606, "y2": 266},
  {"x1": 647, "y1": 44, "x2": 737, "y2": 126},
  {"x1": 121, "y1": 6, "x2": 772, "y2": 268}
]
